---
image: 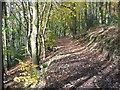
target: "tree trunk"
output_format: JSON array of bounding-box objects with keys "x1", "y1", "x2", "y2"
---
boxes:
[
  {"x1": 27, "y1": 2, "x2": 32, "y2": 58},
  {"x1": 63, "y1": 22, "x2": 66, "y2": 37},
  {"x1": 117, "y1": 1, "x2": 120, "y2": 80},
  {"x1": 18, "y1": 13, "x2": 21, "y2": 47},
  {"x1": 84, "y1": 3, "x2": 88, "y2": 30},
  {"x1": 108, "y1": 2, "x2": 111, "y2": 24},
  {"x1": 3, "y1": 2, "x2": 10, "y2": 70},
  {"x1": 78, "y1": 8, "x2": 81, "y2": 33},
  {"x1": 31, "y1": 2, "x2": 39, "y2": 66},
  {"x1": 73, "y1": 3, "x2": 77, "y2": 36},
  {"x1": 105, "y1": 2, "x2": 108, "y2": 25},
  {"x1": 70, "y1": 3, "x2": 77, "y2": 39},
  {"x1": 95, "y1": 2, "x2": 98, "y2": 23},
  {"x1": 41, "y1": 2, "x2": 52, "y2": 61},
  {"x1": 99, "y1": 2, "x2": 104, "y2": 25},
  {"x1": 41, "y1": 34, "x2": 46, "y2": 60},
  {"x1": 0, "y1": 2, "x2": 3, "y2": 89},
  {"x1": 22, "y1": 2, "x2": 31, "y2": 58}
]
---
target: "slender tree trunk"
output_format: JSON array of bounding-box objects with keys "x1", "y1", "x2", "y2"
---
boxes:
[
  {"x1": 108, "y1": 2, "x2": 111, "y2": 24},
  {"x1": 118, "y1": 2, "x2": 120, "y2": 36},
  {"x1": 11, "y1": 31, "x2": 15, "y2": 48},
  {"x1": 27, "y1": 2, "x2": 32, "y2": 58},
  {"x1": 117, "y1": 1, "x2": 120, "y2": 80},
  {"x1": 95, "y1": 2, "x2": 98, "y2": 23},
  {"x1": 31, "y1": 2, "x2": 39, "y2": 66},
  {"x1": 70, "y1": 3, "x2": 77, "y2": 39},
  {"x1": 105, "y1": 2, "x2": 108, "y2": 25},
  {"x1": 84, "y1": 3, "x2": 88, "y2": 30},
  {"x1": 22, "y1": 2, "x2": 31, "y2": 58},
  {"x1": 99, "y1": 2, "x2": 104, "y2": 25},
  {"x1": 41, "y1": 34, "x2": 45, "y2": 60},
  {"x1": 74, "y1": 3, "x2": 77, "y2": 35},
  {"x1": 63, "y1": 22, "x2": 66, "y2": 37},
  {"x1": 78, "y1": 9, "x2": 80, "y2": 33},
  {"x1": 38, "y1": 2, "x2": 47, "y2": 60},
  {"x1": 41, "y1": 2, "x2": 52, "y2": 61},
  {"x1": 70, "y1": 11, "x2": 73, "y2": 38},
  {"x1": 18, "y1": 13, "x2": 21, "y2": 47},
  {"x1": 3, "y1": 2, "x2": 10, "y2": 70},
  {"x1": 73, "y1": 3, "x2": 77, "y2": 36},
  {"x1": 0, "y1": 2, "x2": 3, "y2": 89}
]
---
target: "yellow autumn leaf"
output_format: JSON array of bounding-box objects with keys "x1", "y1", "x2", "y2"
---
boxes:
[
  {"x1": 14, "y1": 77, "x2": 21, "y2": 82},
  {"x1": 31, "y1": 64, "x2": 38, "y2": 68}
]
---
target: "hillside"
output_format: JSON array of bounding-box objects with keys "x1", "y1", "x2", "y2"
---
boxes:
[
  {"x1": 4, "y1": 25, "x2": 120, "y2": 89},
  {"x1": 42, "y1": 25, "x2": 120, "y2": 89}
]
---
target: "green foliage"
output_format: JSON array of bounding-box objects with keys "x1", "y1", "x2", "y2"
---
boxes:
[
  {"x1": 2, "y1": 2, "x2": 120, "y2": 86},
  {"x1": 86, "y1": 14, "x2": 98, "y2": 29},
  {"x1": 3, "y1": 50, "x2": 11, "y2": 55},
  {"x1": 45, "y1": 30, "x2": 57, "y2": 48},
  {"x1": 5, "y1": 45, "x2": 28, "y2": 68}
]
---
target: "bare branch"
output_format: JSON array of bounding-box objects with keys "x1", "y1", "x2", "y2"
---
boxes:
[{"x1": 38, "y1": 2, "x2": 47, "y2": 32}]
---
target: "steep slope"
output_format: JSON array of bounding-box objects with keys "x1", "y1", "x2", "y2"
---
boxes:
[
  {"x1": 43, "y1": 25, "x2": 120, "y2": 89},
  {"x1": 4, "y1": 25, "x2": 120, "y2": 89}
]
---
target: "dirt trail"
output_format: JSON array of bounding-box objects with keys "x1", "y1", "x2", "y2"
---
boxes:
[
  {"x1": 4, "y1": 36, "x2": 119, "y2": 89},
  {"x1": 57, "y1": 36, "x2": 74, "y2": 47},
  {"x1": 44, "y1": 36, "x2": 119, "y2": 89}
]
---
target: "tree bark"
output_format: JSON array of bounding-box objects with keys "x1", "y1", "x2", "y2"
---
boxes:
[
  {"x1": 70, "y1": 3, "x2": 77, "y2": 39},
  {"x1": 41, "y1": 2, "x2": 52, "y2": 61},
  {"x1": 0, "y1": 2, "x2": 3, "y2": 90},
  {"x1": 84, "y1": 3, "x2": 88, "y2": 30},
  {"x1": 108, "y1": 2, "x2": 111, "y2": 24},
  {"x1": 117, "y1": 1, "x2": 120, "y2": 80},
  {"x1": 99, "y1": 2, "x2": 104, "y2": 24},
  {"x1": 3, "y1": 2, "x2": 10, "y2": 70},
  {"x1": 22, "y1": 2, "x2": 31, "y2": 58},
  {"x1": 31, "y1": 2, "x2": 39, "y2": 66}
]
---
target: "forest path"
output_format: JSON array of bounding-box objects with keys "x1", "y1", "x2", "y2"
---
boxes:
[
  {"x1": 57, "y1": 36, "x2": 74, "y2": 47},
  {"x1": 4, "y1": 36, "x2": 118, "y2": 89},
  {"x1": 44, "y1": 36, "x2": 118, "y2": 89}
]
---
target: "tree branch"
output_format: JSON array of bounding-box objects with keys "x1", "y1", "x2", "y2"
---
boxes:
[{"x1": 43, "y1": 2, "x2": 52, "y2": 35}]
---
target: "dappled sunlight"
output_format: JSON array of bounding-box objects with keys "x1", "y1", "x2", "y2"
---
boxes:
[
  {"x1": 2, "y1": 2, "x2": 120, "y2": 89},
  {"x1": 43, "y1": 25, "x2": 120, "y2": 89}
]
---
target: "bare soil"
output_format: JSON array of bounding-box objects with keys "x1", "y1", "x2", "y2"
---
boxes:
[{"x1": 43, "y1": 36, "x2": 119, "y2": 90}]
